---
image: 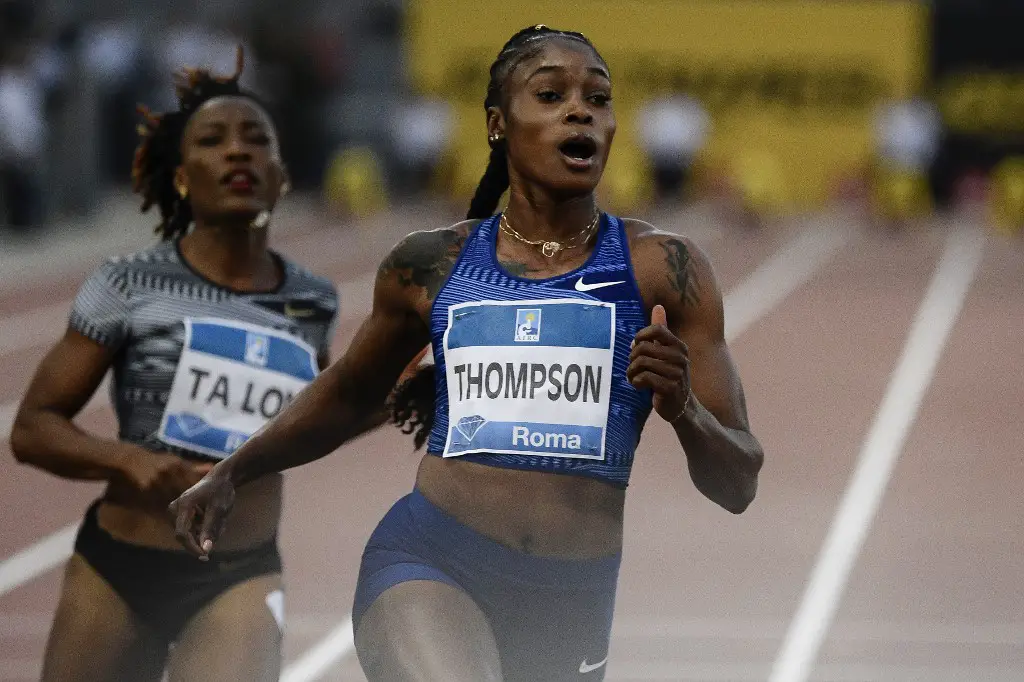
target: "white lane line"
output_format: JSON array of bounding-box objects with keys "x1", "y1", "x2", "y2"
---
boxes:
[
  {"x1": 768, "y1": 226, "x2": 986, "y2": 682},
  {"x1": 724, "y1": 221, "x2": 851, "y2": 341},
  {"x1": 280, "y1": 615, "x2": 356, "y2": 682},
  {"x1": 0, "y1": 525, "x2": 77, "y2": 597},
  {"x1": 0, "y1": 401, "x2": 14, "y2": 445}
]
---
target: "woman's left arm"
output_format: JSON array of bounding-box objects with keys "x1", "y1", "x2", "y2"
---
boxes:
[{"x1": 628, "y1": 231, "x2": 764, "y2": 513}]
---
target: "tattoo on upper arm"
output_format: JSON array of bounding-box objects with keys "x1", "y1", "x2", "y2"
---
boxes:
[
  {"x1": 660, "y1": 238, "x2": 700, "y2": 308},
  {"x1": 378, "y1": 229, "x2": 468, "y2": 300}
]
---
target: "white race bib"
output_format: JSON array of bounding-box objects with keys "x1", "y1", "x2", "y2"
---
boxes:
[
  {"x1": 157, "y1": 318, "x2": 318, "y2": 459},
  {"x1": 441, "y1": 299, "x2": 615, "y2": 460}
]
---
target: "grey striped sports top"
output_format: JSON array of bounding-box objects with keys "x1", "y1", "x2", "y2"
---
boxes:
[{"x1": 69, "y1": 238, "x2": 338, "y2": 460}]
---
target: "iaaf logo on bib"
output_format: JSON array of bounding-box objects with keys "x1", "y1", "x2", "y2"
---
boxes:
[
  {"x1": 514, "y1": 308, "x2": 541, "y2": 343},
  {"x1": 245, "y1": 332, "x2": 270, "y2": 367}
]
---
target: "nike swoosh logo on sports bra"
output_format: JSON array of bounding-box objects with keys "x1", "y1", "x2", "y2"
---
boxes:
[
  {"x1": 574, "y1": 277, "x2": 625, "y2": 292},
  {"x1": 579, "y1": 655, "x2": 609, "y2": 673}
]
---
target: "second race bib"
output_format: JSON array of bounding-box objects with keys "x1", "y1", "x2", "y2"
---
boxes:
[{"x1": 157, "y1": 318, "x2": 317, "y2": 459}]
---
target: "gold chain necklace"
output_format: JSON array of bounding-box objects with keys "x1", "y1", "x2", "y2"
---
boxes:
[{"x1": 499, "y1": 210, "x2": 601, "y2": 258}]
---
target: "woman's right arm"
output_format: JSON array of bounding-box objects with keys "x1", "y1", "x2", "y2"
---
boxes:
[
  {"x1": 212, "y1": 243, "x2": 436, "y2": 488},
  {"x1": 171, "y1": 227, "x2": 462, "y2": 557},
  {"x1": 10, "y1": 328, "x2": 210, "y2": 503},
  {"x1": 10, "y1": 329, "x2": 132, "y2": 480}
]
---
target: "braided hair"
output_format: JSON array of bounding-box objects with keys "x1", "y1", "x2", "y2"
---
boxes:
[
  {"x1": 390, "y1": 25, "x2": 606, "y2": 450},
  {"x1": 466, "y1": 24, "x2": 606, "y2": 221},
  {"x1": 132, "y1": 46, "x2": 261, "y2": 240}
]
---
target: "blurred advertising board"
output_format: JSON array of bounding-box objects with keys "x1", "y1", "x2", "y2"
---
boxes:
[
  {"x1": 929, "y1": 2, "x2": 1024, "y2": 206},
  {"x1": 406, "y1": 0, "x2": 926, "y2": 212}
]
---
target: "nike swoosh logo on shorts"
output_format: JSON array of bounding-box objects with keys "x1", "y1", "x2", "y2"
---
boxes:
[
  {"x1": 574, "y1": 277, "x2": 625, "y2": 292},
  {"x1": 579, "y1": 656, "x2": 608, "y2": 674}
]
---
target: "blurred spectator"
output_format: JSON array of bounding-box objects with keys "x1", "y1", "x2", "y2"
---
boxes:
[
  {"x1": 874, "y1": 97, "x2": 942, "y2": 172},
  {"x1": 156, "y1": 8, "x2": 258, "y2": 101},
  {"x1": 390, "y1": 97, "x2": 452, "y2": 197},
  {"x1": 869, "y1": 97, "x2": 942, "y2": 221},
  {"x1": 77, "y1": 18, "x2": 150, "y2": 183},
  {"x1": 1, "y1": 0, "x2": 423, "y2": 226},
  {"x1": 74, "y1": 5, "x2": 255, "y2": 185},
  {"x1": 321, "y1": 2, "x2": 405, "y2": 191},
  {"x1": 635, "y1": 94, "x2": 710, "y2": 204},
  {"x1": 0, "y1": 0, "x2": 46, "y2": 230},
  {"x1": 250, "y1": 7, "x2": 346, "y2": 188},
  {"x1": 43, "y1": 22, "x2": 102, "y2": 219}
]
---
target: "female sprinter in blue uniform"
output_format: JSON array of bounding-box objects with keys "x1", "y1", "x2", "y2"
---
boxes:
[
  {"x1": 171, "y1": 26, "x2": 764, "y2": 681},
  {"x1": 10, "y1": 51, "x2": 359, "y2": 681}
]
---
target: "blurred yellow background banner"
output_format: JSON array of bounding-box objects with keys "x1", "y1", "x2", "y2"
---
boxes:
[{"x1": 406, "y1": 0, "x2": 926, "y2": 213}]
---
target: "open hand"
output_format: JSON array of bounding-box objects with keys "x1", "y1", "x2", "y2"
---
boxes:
[{"x1": 168, "y1": 466, "x2": 236, "y2": 560}]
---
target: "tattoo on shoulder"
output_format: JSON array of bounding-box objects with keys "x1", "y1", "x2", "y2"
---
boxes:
[
  {"x1": 660, "y1": 238, "x2": 700, "y2": 308},
  {"x1": 378, "y1": 228, "x2": 468, "y2": 300}
]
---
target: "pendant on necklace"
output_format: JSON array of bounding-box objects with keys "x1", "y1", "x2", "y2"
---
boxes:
[{"x1": 541, "y1": 241, "x2": 562, "y2": 258}]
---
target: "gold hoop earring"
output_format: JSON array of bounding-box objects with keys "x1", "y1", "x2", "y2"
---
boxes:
[{"x1": 176, "y1": 184, "x2": 188, "y2": 199}]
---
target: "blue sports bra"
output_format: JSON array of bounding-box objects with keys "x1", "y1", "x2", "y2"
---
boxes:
[{"x1": 425, "y1": 213, "x2": 653, "y2": 488}]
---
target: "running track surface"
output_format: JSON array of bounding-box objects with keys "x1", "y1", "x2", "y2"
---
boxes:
[{"x1": 1, "y1": 198, "x2": 1021, "y2": 681}]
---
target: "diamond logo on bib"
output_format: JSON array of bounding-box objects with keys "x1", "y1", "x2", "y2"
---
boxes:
[
  {"x1": 455, "y1": 415, "x2": 488, "y2": 441},
  {"x1": 173, "y1": 413, "x2": 211, "y2": 438},
  {"x1": 157, "y1": 318, "x2": 318, "y2": 459},
  {"x1": 442, "y1": 299, "x2": 615, "y2": 461}
]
